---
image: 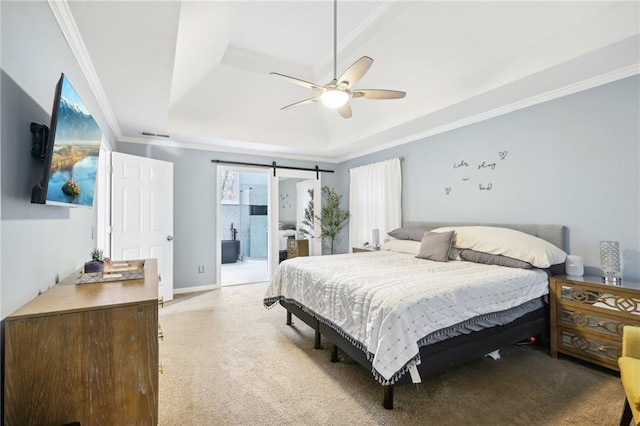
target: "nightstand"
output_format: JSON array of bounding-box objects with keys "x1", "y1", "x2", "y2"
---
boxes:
[
  {"x1": 549, "y1": 274, "x2": 640, "y2": 371},
  {"x1": 352, "y1": 246, "x2": 376, "y2": 253},
  {"x1": 287, "y1": 239, "x2": 309, "y2": 258}
]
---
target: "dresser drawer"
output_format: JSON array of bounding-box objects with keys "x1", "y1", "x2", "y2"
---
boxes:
[{"x1": 556, "y1": 328, "x2": 621, "y2": 370}]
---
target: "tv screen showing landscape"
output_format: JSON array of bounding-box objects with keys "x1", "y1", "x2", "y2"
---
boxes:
[{"x1": 45, "y1": 75, "x2": 102, "y2": 207}]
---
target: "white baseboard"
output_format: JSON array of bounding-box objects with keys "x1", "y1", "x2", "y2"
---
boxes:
[{"x1": 173, "y1": 284, "x2": 219, "y2": 295}]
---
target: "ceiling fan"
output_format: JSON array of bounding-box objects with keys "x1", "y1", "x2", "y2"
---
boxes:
[{"x1": 270, "y1": 0, "x2": 406, "y2": 119}]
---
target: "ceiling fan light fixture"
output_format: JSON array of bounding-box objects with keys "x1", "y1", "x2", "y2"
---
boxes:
[{"x1": 320, "y1": 89, "x2": 349, "y2": 109}]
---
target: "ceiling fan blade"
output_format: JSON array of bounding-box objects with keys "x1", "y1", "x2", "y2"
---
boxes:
[
  {"x1": 337, "y1": 103, "x2": 352, "y2": 119},
  {"x1": 337, "y1": 56, "x2": 373, "y2": 88},
  {"x1": 352, "y1": 89, "x2": 406, "y2": 100},
  {"x1": 281, "y1": 97, "x2": 319, "y2": 110},
  {"x1": 270, "y1": 72, "x2": 323, "y2": 91}
]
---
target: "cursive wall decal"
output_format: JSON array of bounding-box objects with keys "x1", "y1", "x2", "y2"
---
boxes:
[
  {"x1": 479, "y1": 183, "x2": 493, "y2": 191},
  {"x1": 478, "y1": 161, "x2": 497, "y2": 170}
]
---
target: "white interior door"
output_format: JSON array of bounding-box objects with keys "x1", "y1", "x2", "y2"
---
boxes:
[{"x1": 111, "y1": 152, "x2": 174, "y2": 302}]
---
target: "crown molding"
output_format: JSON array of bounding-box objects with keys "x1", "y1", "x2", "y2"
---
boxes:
[
  {"x1": 336, "y1": 64, "x2": 640, "y2": 163},
  {"x1": 47, "y1": 0, "x2": 120, "y2": 149},
  {"x1": 118, "y1": 136, "x2": 341, "y2": 164}
]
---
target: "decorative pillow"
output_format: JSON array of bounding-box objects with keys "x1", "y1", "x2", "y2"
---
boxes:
[
  {"x1": 416, "y1": 231, "x2": 454, "y2": 262},
  {"x1": 387, "y1": 227, "x2": 430, "y2": 241},
  {"x1": 381, "y1": 239, "x2": 421, "y2": 255},
  {"x1": 431, "y1": 226, "x2": 567, "y2": 269},
  {"x1": 459, "y1": 249, "x2": 533, "y2": 269}
]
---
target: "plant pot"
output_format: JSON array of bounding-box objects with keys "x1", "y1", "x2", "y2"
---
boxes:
[{"x1": 84, "y1": 260, "x2": 104, "y2": 273}]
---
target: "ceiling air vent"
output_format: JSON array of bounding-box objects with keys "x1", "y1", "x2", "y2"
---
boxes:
[{"x1": 140, "y1": 131, "x2": 170, "y2": 138}]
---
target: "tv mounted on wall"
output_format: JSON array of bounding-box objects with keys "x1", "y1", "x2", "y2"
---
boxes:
[{"x1": 31, "y1": 73, "x2": 102, "y2": 207}]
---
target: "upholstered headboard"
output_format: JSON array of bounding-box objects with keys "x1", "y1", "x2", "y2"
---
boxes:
[{"x1": 402, "y1": 222, "x2": 568, "y2": 252}]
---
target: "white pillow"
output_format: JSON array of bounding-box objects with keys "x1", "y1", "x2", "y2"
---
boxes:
[
  {"x1": 381, "y1": 239, "x2": 421, "y2": 255},
  {"x1": 431, "y1": 226, "x2": 566, "y2": 268}
]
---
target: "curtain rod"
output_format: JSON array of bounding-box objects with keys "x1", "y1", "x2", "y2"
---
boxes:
[{"x1": 211, "y1": 159, "x2": 334, "y2": 179}]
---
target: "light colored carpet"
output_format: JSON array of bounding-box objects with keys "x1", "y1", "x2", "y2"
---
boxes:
[{"x1": 158, "y1": 282, "x2": 624, "y2": 425}]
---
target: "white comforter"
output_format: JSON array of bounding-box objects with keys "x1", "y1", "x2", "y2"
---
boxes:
[{"x1": 264, "y1": 250, "x2": 549, "y2": 383}]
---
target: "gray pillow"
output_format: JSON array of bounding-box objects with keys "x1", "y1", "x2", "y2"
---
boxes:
[
  {"x1": 388, "y1": 227, "x2": 430, "y2": 241},
  {"x1": 416, "y1": 231, "x2": 454, "y2": 262},
  {"x1": 459, "y1": 249, "x2": 533, "y2": 269}
]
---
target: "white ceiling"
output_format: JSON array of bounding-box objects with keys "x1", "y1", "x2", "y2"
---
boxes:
[{"x1": 62, "y1": 1, "x2": 639, "y2": 162}]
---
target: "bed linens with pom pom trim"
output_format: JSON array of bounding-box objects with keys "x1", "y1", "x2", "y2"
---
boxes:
[{"x1": 264, "y1": 250, "x2": 549, "y2": 384}]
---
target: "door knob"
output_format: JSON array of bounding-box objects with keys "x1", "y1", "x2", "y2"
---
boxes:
[{"x1": 167, "y1": 235, "x2": 174, "y2": 241}]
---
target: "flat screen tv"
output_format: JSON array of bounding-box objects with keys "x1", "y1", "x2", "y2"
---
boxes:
[{"x1": 31, "y1": 73, "x2": 102, "y2": 207}]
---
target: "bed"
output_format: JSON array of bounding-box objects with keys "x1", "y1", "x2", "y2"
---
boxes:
[{"x1": 264, "y1": 222, "x2": 568, "y2": 409}]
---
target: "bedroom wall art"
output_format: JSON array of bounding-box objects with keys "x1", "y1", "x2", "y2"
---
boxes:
[{"x1": 445, "y1": 150, "x2": 508, "y2": 195}]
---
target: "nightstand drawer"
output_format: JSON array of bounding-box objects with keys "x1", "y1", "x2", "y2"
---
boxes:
[
  {"x1": 557, "y1": 307, "x2": 640, "y2": 339},
  {"x1": 556, "y1": 328, "x2": 620, "y2": 370},
  {"x1": 549, "y1": 275, "x2": 640, "y2": 370}
]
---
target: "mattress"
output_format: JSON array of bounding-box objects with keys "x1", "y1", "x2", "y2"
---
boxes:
[{"x1": 264, "y1": 250, "x2": 550, "y2": 384}]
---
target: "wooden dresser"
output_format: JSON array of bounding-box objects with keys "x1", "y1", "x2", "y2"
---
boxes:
[
  {"x1": 549, "y1": 274, "x2": 640, "y2": 371},
  {"x1": 4, "y1": 258, "x2": 159, "y2": 426},
  {"x1": 287, "y1": 239, "x2": 309, "y2": 258}
]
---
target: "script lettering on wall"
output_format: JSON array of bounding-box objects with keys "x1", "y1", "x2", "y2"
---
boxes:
[{"x1": 444, "y1": 150, "x2": 508, "y2": 195}]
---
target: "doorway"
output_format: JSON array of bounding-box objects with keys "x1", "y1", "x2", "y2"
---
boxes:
[{"x1": 218, "y1": 167, "x2": 270, "y2": 286}]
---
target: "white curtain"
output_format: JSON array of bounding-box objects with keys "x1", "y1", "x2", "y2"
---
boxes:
[{"x1": 349, "y1": 158, "x2": 402, "y2": 250}]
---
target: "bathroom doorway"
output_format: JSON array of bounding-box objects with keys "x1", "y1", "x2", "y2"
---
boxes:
[{"x1": 218, "y1": 167, "x2": 270, "y2": 286}]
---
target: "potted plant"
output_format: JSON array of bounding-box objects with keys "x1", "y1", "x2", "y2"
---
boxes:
[
  {"x1": 317, "y1": 186, "x2": 350, "y2": 254},
  {"x1": 84, "y1": 249, "x2": 105, "y2": 273}
]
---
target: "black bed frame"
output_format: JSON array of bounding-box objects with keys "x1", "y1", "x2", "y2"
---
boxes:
[{"x1": 281, "y1": 299, "x2": 548, "y2": 409}]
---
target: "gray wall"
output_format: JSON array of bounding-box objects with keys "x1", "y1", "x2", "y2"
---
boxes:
[
  {"x1": 117, "y1": 143, "x2": 338, "y2": 289},
  {"x1": 337, "y1": 75, "x2": 640, "y2": 281},
  {"x1": 1, "y1": 1, "x2": 117, "y2": 317}
]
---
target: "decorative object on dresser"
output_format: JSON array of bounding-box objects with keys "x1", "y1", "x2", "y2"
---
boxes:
[
  {"x1": 600, "y1": 240, "x2": 622, "y2": 284},
  {"x1": 565, "y1": 254, "x2": 584, "y2": 277},
  {"x1": 4, "y1": 258, "x2": 160, "y2": 425},
  {"x1": 287, "y1": 238, "x2": 309, "y2": 258},
  {"x1": 549, "y1": 274, "x2": 640, "y2": 371},
  {"x1": 83, "y1": 248, "x2": 105, "y2": 273}
]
